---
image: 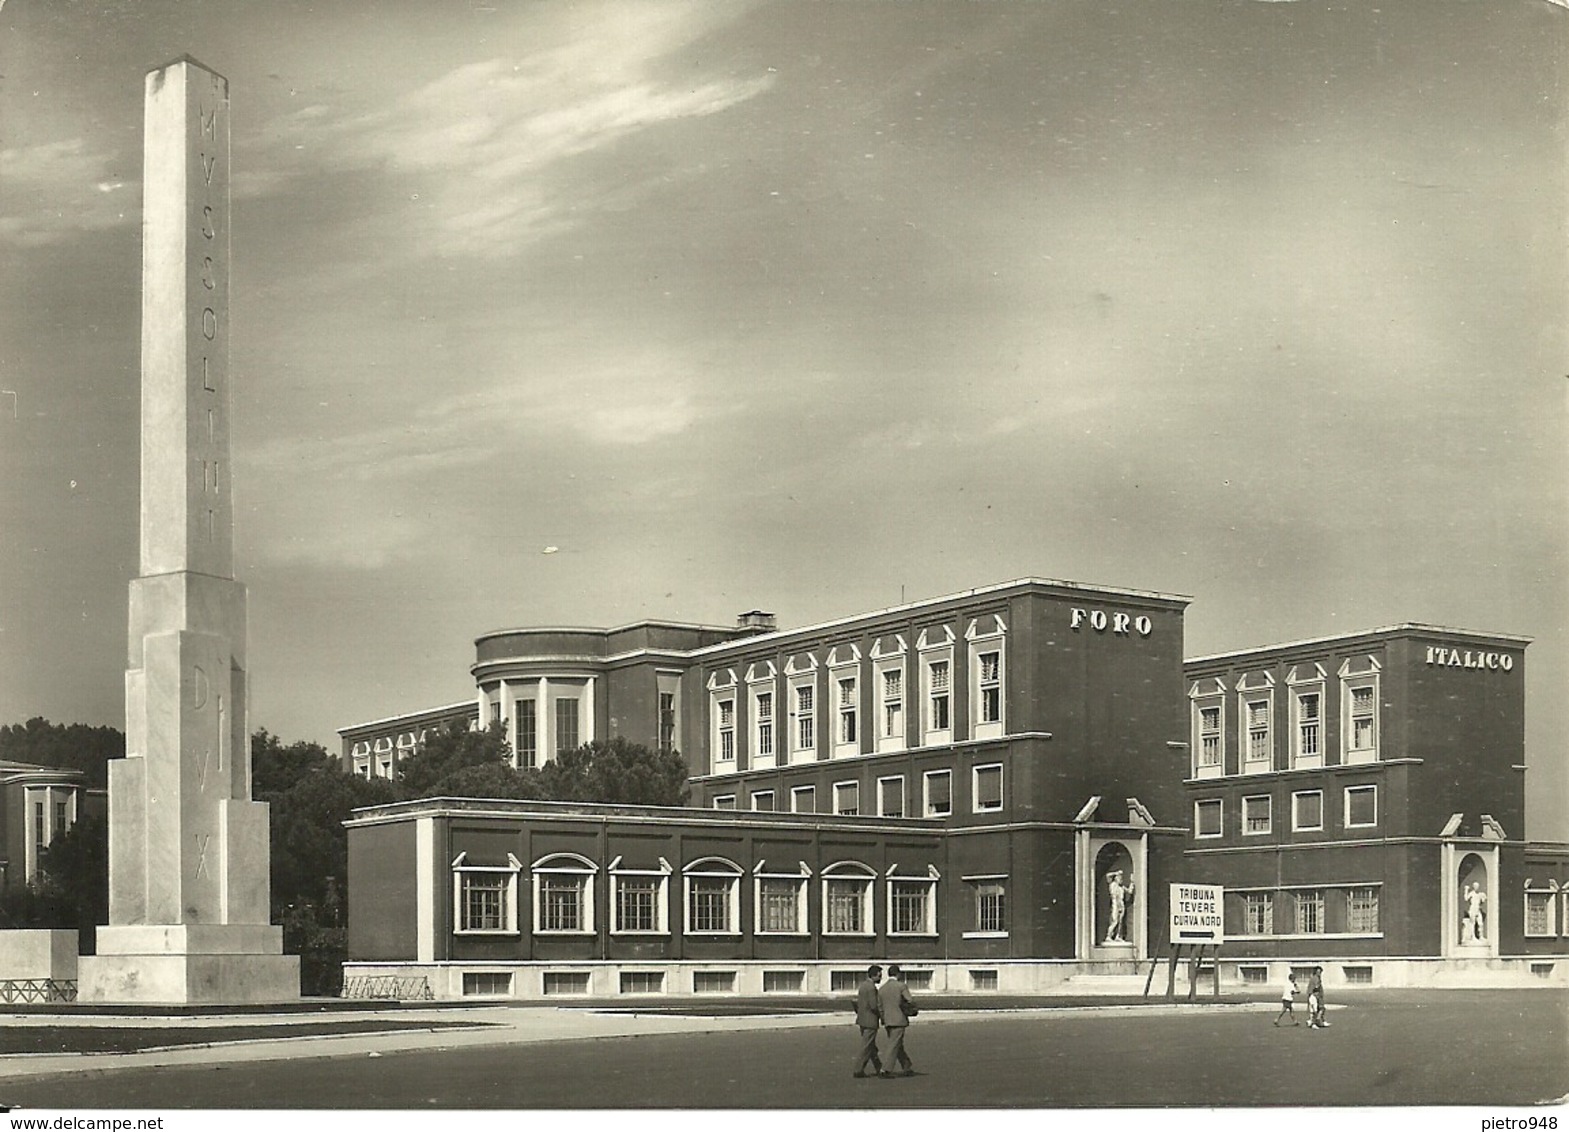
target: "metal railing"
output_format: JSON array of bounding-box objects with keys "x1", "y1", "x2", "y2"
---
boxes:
[
  {"x1": 0, "y1": 978, "x2": 77, "y2": 1003},
  {"x1": 340, "y1": 974, "x2": 434, "y2": 1001}
]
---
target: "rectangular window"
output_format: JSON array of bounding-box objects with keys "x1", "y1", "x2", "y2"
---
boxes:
[
  {"x1": 757, "y1": 878, "x2": 802, "y2": 934},
  {"x1": 977, "y1": 650, "x2": 1002, "y2": 724},
  {"x1": 712, "y1": 794, "x2": 736, "y2": 810},
  {"x1": 1243, "y1": 892, "x2": 1273, "y2": 935},
  {"x1": 924, "y1": 769, "x2": 952, "y2": 817},
  {"x1": 539, "y1": 874, "x2": 586, "y2": 932},
  {"x1": 1296, "y1": 691, "x2": 1321, "y2": 764},
  {"x1": 928, "y1": 659, "x2": 951, "y2": 733},
  {"x1": 830, "y1": 970, "x2": 862, "y2": 992},
  {"x1": 751, "y1": 790, "x2": 775, "y2": 812},
  {"x1": 755, "y1": 691, "x2": 774, "y2": 760},
  {"x1": 838, "y1": 677, "x2": 857, "y2": 745},
  {"x1": 619, "y1": 971, "x2": 664, "y2": 995},
  {"x1": 878, "y1": 776, "x2": 905, "y2": 818},
  {"x1": 462, "y1": 971, "x2": 512, "y2": 997},
  {"x1": 795, "y1": 684, "x2": 816, "y2": 753},
  {"x1": 1292, "y1": 790, "x2": 1324, "y2": 832},
  {"x1": 716, "y1": 697, "x2": 736, "y2": 764},
  {"x1": 974, "y1": 880, "x2": 1007, "y2": 934},
  {"x1": 826, "y1": 878, "x2": 870, "y2": 934},
  {"x1": 515, "y1": 700, "x2": 538, "y2": 769},
  {"x1": 688, "y1": 877, "x2": 735, "y2": 933},
  {"x1": 1245, "y1": 698, "x2": 1270, "y2": 766},
  {"x1": 890, "y1": 879, "x2": 935, "y2": 935},
  {"x1": 970, "y1": 969, "x2": 999, "y2": 992},
  {"x1": 1196, "y1": 703, "x2": 1222, "y2": 769},
  {"x1": 973, "y1": 763, "x2": 1003, "y2": 812},
  {"x1": 554, "y1": 697, "x2": 579, "y2": 754},
  {"x1": 1194, "y1": 798, "x2": 1222, "y2": 839},
  {"x1": 1295, "y1": 890, "x2": 1325, "y2": 934},
  {"x1": 1346, "y1": 887, "x2": 1380, "y2": 933},
  {"x1": 1345, "y1": 785, "x2": 1377, "y2": 828},
  {"x1": 1525, "y1": 892, "x2": 1554, "y2": 937},
  {"x1": 34, "y1": 801, "x2": 45, "y2": 856},
  {"x1": 834, "y1": 781, "x2": 860, "y2": 816},
  {"x1": 542, "y1": 971, "x2": 591, "y2": 996},
  {"x1": 763, "y1": 970, "x2": 805, "y2": 993},
  {"x1": 658, "y1": 692, "x2": 676, "y2": 754},
  {"x1": 884, "y1": 665, "x2": 910, "y2": 737},
  {"x1": 615, "y1": 876, "x2": 661, "y2": 933},
  {"x1": 1350, "y1": 687, "x2": 1375, "y2": 745},
  {"x1": 461, "y1": 875, "x2": 508, "y2": 932},
  {"x1": 791, "y1": 785, "x2": 816, "y2": 814},
  {"x1": 1242, "y1": 794, "x2": 1271, "y2": 835},
  {"x1": 692, "y1": 971, "x2": 735, "y2": 994},
  {"x1": 1346, "y1": 681, "x2": 1379, "y2": 761}
]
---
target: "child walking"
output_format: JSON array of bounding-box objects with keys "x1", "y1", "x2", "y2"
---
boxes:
[
  {"x1": 1274, "y1": 972, "x2": 1300, "y2": 1026},
  {"x1": 1307, "y1": 967, "x2": 1329, "y2": 1029}
]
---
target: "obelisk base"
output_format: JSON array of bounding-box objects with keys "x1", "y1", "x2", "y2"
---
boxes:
[{"x1": 79, "y1": 924, "x2": 299, "y2": 1004}]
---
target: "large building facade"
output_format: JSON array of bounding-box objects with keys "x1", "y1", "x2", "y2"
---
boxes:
[
  {"x1": 0, "y1": 761, "x2": 101, "y2": 894},
  {"x1": 341, "y1": 578, "x2": 1567, "y2": 998}
]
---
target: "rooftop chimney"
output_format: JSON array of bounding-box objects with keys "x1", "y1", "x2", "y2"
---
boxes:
[{"x1": 736, "y1": 610, "x2": 777, "y2": 635}]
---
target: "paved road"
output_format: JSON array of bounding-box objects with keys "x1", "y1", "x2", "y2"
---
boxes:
[{"x1": 1, "y1": 991, "x2": 1563, "y2": 1109}]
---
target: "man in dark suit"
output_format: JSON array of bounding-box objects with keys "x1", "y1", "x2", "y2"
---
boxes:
[
  {"x1": 852, "y1": 964, "x2": 884, "y2": 1078},
  {"x1": 877, "y1": 963, "x2": 917, "y2": 1077}
]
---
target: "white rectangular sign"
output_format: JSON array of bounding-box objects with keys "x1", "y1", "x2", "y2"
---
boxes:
[{"x1": 1170, "y1": 882, "x2": 1225, "y2": 944}]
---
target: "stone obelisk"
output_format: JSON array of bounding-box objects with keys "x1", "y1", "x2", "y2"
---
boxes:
[{"x1": 78, "y1": 58, "x2": 298, "y2": 1003}]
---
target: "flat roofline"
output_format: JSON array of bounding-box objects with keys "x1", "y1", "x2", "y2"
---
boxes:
[
  {"x1": 686, "y1": 577, "x2": 1190, "y2": 658},
  {"x1": 1186, "y1": 622, "x2": 1533, "y2": 665},
  {"x1": 338, "y1": 700, "x2": 479, "y2": 737},
  {"x1": 475, "y1": 620, "x2": 741, "y2": 646},
  {"x1": 346, "y1": 795, "x2": 944, "y2": 828}
]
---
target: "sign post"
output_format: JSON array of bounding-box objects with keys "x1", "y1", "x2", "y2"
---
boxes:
[{"x1": 1145, "y1": 883, "x2": 1225, "y2": 1001}]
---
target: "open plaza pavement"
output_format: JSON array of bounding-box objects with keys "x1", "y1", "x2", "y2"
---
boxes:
[{"x1": 0, "y1": 988, "x2": 1562, "y2": 1110}]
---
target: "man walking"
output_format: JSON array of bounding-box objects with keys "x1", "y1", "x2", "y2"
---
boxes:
[
  {"x1": 877, "y1": 963, "x2": 918, "y2": 1077},
  {"x1": 852, "y1": 964, "x2": 884, "y2": 1078}
]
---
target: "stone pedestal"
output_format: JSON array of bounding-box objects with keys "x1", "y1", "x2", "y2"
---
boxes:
[
  {"x1": 80, "y1": 926, "x2": 298, "y2": 1004},
  {"x1": 0, "y1": 929, "x2": 79, "y2": 981}
]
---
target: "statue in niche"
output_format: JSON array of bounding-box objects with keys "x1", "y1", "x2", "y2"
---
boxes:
[
  {"x1": 1461, "y1": 881, "x2": 1487, "y2": 942},
  {"x1": 1105, "y1": 869, "x2": 1134, "y2": 943}
]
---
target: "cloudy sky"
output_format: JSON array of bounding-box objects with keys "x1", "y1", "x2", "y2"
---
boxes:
[{"x1": 1, "y1": 1, "x2": 1563, "y2": 837}]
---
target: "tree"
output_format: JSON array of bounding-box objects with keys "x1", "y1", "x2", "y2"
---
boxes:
[
  {"x1": 261, "y1": 743, "x2": 401, "y2": 996},
  {"x1": 0, "y1": 813, "x2": 109, "y2": 952},
  {"x1": 394, "y1": 721, "x2": 517, "y2": 798},
  {"x1": 251, "y1": 728, "x2": 338, "y2": 799},
  {"x1": 434, "y1": 760, "x2": 544, "y2": 800},
  {"x1": 534, "y1": 737, "x2": 691, "y2": 806},
  {"x1": 0, "y1": 717, "x2": 124, "y2": 787}
]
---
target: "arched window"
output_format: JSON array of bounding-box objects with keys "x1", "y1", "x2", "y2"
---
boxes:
[
  {"x1": 532, "y1": 853, "x2": 597, "y2": 935},
  {"x1": 821, "y1": 861, "x2": 876, "y2": 936},
  {"x1": 683, "y1": 857, "x2": 742, "y2": 935}
]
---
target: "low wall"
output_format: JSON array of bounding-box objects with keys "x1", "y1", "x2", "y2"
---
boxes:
[
  {"x1": 343, "y1": 954, "x2": 1569, "y2": 1001},
  {"x1": 0, "y1": 929, "x2": 79, "y2": 981}
]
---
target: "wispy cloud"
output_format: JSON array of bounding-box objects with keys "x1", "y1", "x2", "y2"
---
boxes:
[
  {"x1": 0, "y1": 138, "x2": 133, "y2": 247},
  {"x1": 245, "y1": 3, "x2": 772, "y2": 257}
]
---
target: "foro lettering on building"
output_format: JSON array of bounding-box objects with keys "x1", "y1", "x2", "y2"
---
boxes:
[
  {"x1": 1426, "y1": 646, "x2": 1514, "y2": 672},
  {"x1": 1070, "y1": 608, "x2": 1153, "y2": 637}
]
